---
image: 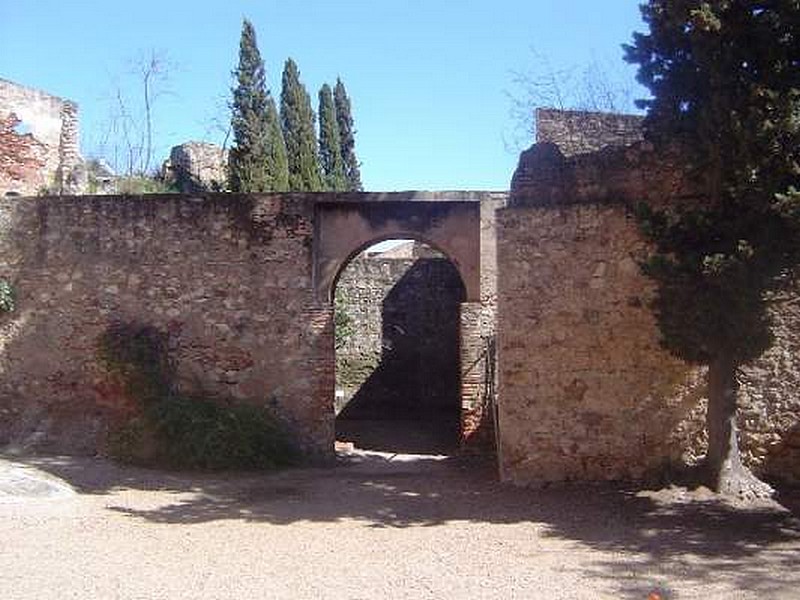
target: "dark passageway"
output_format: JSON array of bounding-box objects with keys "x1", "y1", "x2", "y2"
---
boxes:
[{"x1": 334, "y1": 241, "x2": 466, "y2": 454}]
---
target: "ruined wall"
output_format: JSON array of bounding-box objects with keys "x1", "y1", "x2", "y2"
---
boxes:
[
  {"x1": 511, "y1": 138, "x2": 693, "y2": 209},
  {"x1": 0, "y1": 113, "x2": 48, "y2": 195},
  {"x1": 535, "y1": 108, "x2": 644, "y2": 157},
  {"x1": 0, "y1": 194, "x2": 331, "y2": 457},
  {"x1": 163, "y1": 142, "x2": 228, "y2": 193},
  {"x1": 0, "y1": 79, "x2": 84, "y2": 196},
  {"x1": 498, "y1": 138, "x2": 800, "y2": 484},
  {"x1": 335, "y1": 255, "x2": 465, "y2": 419}
]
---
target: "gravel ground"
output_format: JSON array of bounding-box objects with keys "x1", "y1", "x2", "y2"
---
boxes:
[{"x1": 1, "y1": 451, "x2": 799, "y2": 600}]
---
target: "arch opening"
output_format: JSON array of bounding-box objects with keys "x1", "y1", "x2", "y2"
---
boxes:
[
  {"x1": 327, "y1": 233, "x2": 464, "y2": 304},
  {"x1": 333, "y1": 238, "x2": 467, "y2": 454}
]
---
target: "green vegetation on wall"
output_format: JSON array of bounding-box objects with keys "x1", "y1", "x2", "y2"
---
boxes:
[
  {"x1": 97, "y1": 320, "x2": 297, "y2": 469},
  {"x1": 0, "y1": 279, "x2": 15, "y2": 313},
  {"x1": 334, "y1": 287, "x2": 355, "y2": 350}
]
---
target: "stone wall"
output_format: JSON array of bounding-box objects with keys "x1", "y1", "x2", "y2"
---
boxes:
[
  {"x1": 1, "y1": 179, "x2": 793, "y2": 483},
  {"x1": 0, "y1": 191, "x2": 498, "y2": 462},
  {"x1": 0, "y1": 113, "x2": 48, "y2": 195},
  {"x1": 500, "y1": 135, "x2": 800, "y2": 484},
  {"x1": 497, "y1": 201, "x2": 800, "y2": 484},
  {"x1": 535, "y1": 107, "x2": 644, "y2": 157},
  {"x1": 497, "y1": 203, "x2": 704, "y2": 483},
  {"x1": 459, "y1": 194, "x2": 506, "y2": 448},
  {"x1": 163, "y1": 142, "x2": 228, "y2": 193},
  {"x1": 511, "y1": 138, "x2": 693, "y2": 209},
  {"x1": 0, "y1": 79, "x2": 85, "y2": 196},
  {"x1": 0, "y1": 193, "x2": 331, "y2": 457},
  {"x1": 335, "y1": 255, "x2": 465, "y2": 419},
  {"x1": 670, "y1": 285, "x2": 800, "y2": 482}
]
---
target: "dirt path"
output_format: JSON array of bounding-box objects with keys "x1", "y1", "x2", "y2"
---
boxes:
[{"x1": 1, "y1": 452, "x2": 799, "y2": 599}]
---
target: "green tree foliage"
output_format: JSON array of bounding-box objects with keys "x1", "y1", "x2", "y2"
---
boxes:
[
  {"x1": 265, "y1": 95, "x2": 290, "y2": 192},
  {"x1": 228, "y1": 19, "x2": 288, "y2": 192},
  {"x1": 280, "y1": 58, "x2": 323, "y2": 191},
  {"x1": 0, "y1": 279, "x2": 15, "y2": 313},
  {"x1": 98, "y1": 320, "x2": 297, "y2": 470},
  {"x1": 318, "y1": 84, "x2": 347, "y2": 191},
  {"x1": 334, "y1": 78, "x2": 363, "y2": 191},
  {"x1": 625, "y1": 1, "x2": 800, "y2": 498}
]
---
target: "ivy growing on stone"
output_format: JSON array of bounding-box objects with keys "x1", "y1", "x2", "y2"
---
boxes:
[{"x1": 334, "y1": 287, "x2": 355, "y2": 350}]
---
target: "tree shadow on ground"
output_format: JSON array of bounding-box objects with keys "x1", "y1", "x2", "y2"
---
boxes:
[{"x1": 13, "y1": 453, "x2": 800, "y2": 599}]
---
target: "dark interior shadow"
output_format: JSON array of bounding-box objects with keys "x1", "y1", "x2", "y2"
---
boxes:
[
  {"x1": 336, "y1": 257, "x2": 466, "y2": 454},
  {"x1": 14, "y1": 453, "x2": 800, "y2": 599}
]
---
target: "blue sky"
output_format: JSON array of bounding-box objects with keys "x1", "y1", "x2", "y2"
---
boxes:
[{"x1": 0, "y1": 1, "x2": 647, "y2": 191}]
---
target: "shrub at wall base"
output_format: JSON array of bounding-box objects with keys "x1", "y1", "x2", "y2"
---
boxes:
[{"x1": 98, "y1": 320, "x2": 297, "y2": 470}]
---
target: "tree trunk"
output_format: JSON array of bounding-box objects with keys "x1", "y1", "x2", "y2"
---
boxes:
[{"x1": 706, "y1": 353, "x2": 774, "y2": 500}]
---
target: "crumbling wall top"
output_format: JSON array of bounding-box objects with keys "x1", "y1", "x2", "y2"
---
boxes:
[
  {"x1": 535, "y1": 107, "x2": 644, "y2": 157},
  {"x1": 0, "y1": 78, "x2": 84, "y2": 196}
]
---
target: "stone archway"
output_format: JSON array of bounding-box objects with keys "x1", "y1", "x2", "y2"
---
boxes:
[
  {"x1": 333, "y1": 239, "x2": 467, "y2": 453},
  {"x1": 313, "y1": 193, "x2": 484, "y2": 453},
  {"x1": 313, "y1": 194, "x2": 481, "y2": 303}
]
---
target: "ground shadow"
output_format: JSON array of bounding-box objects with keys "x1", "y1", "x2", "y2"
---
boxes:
[{"x1": 13, "y1": 452, "x2": 800, "y2": 598}]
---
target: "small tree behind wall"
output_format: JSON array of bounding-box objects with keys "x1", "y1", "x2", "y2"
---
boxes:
[
  {"x1": 281, "y1": 59, "x2": 323, "y2": 192},
  {"x1": 334, "y1": 78, "x2": 362, "y2": 191},
  {"x1": 228, "y1": 19, "x2": 288, "y2": 192},
  {"x1": 318, "y1": 83, "x2": 347, "y2": 192},
  {"x1": 625, "y1": 1, "x2": 800, "y2": 499}
]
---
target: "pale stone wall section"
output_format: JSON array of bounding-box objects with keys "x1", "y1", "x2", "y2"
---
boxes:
[
  {"x1": 163, "y1": 142, "x2": 228, "y2": 192},
  {"x1": 0, "y1": 79, "x2": 64, "y2": 164},
  {"x1": 497, "y1": 204, "x2": 706, "y2": 484}
]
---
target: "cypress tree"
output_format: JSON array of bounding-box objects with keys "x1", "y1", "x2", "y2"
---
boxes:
[
  {"x1": 318, "y1": 84, "x2": 347, "y2": 191},
  {"x1": 280, "y1": 58, "x2": 323, "y2": 191},
  {"x1": 228, "y1": 19, "x2": 271, "y2": 192},
  {"x1": 625, "y1": 1, "x2": 800, "y2": 499},
  {"x1": 265, "y1": 95, "x2": 289, "y2": 192},
  {"x1": 334, "y1": 78, "x2": 362, "y2": 191}
]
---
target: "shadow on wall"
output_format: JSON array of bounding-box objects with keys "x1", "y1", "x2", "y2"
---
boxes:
[
  {"x1": 0, "y1": 195, "x2": 322, "y2": 457},
  {"x1": 336, "y1": 258, "x2": 466, "y2": 453}
]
